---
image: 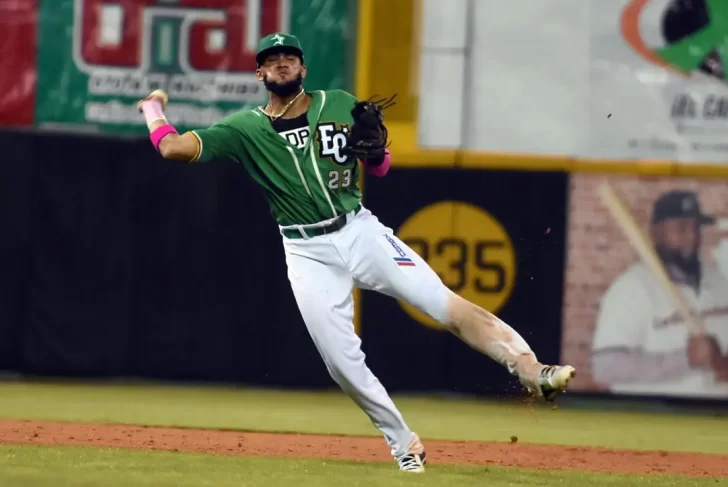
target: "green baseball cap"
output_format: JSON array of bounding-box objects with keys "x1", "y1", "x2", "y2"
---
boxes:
[{"x1": 256, "y1": 33, "x2": 304, "y2": 66}]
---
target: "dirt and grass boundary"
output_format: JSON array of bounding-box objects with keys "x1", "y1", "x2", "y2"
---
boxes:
[{"x1": 1, "y1": 420, "x2": 726, "y2": 478}]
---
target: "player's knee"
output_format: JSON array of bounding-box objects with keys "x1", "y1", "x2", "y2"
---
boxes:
[
  {"x1": 320, "y1": 353, "x2": 354, "y2": 389},
  {"x1": 319, "y1": 345, "x2": 367, "y2": 387},
  {"x1": 327, "y1": 360, "x2": 368, "y2": 394}
]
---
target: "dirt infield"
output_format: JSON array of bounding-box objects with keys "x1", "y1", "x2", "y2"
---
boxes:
[{"x1": 0, "y1": 420, "x2": 727, "y2": 477}]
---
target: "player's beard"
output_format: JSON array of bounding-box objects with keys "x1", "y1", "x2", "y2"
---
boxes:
[
  {"x1": 263, "y1": 73, "x2": 303, "y2": 98},
  {"x1": 656, "y1": 244, "x2": 702, "y2": 288}
]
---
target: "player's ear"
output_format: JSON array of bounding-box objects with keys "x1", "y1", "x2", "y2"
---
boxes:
[
  {"x1": 255, "y1": 67, "x2": 263, "y2": 81},
  {"x1": 301, "y1": 65, "x2": 307, "y2": 79}
]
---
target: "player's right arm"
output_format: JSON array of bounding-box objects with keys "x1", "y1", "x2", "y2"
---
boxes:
[
  {"x1": 137, "y1": 90, "x2": 242, "y2": 163},
  {"x1": 150, "y1": 121, "x2": 199, "y2": 161}
]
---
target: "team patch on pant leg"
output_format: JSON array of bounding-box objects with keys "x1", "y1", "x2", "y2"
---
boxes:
[{"x1": 377, "y1": 234, "x2": 417, "y2": 268}]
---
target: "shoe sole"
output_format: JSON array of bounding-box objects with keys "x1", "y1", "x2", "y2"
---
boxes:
[
  {"x1": 542, "y1": 366, "x2": 576, "y2": 402},
  {"x1": 398, "y1": 452, "x2": 426, "y2": 473}
]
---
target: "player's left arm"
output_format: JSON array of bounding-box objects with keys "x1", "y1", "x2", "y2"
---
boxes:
[{"x1": 338, "y1": 90, "x2": 392, "y2": 177}]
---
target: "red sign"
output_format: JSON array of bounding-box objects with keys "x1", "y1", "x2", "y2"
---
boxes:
[
  {"x1": 0, "y1": 0, "x2": 36, "y2": 127},
  {"x1": 77, "y1": 0, "x2": 284, "y2": 73}
]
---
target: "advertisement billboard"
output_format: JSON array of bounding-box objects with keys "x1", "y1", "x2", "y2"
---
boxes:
[
  {"x1": 562, "y1": 173, "x2": 728, "y2": 399},
  {"x1": 424, "y1": 0, "x2": 728, "y2": 163},
  {"x1": 591, "y1": 0, "x2": 728, "y2": 163},
  {"x1": 36, "y1": 0, "x2": 353, "y2": 134}
]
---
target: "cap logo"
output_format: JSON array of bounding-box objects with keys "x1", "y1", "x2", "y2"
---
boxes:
[
  {"x1": 682, "y1": 197, "x2": 694, "y2": 211},
  {"x1": 272, "y1": 34, "x2": 285, "y2": 46}
]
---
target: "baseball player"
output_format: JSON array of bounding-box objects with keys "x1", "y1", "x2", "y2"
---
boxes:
[
  {"x1": 592, "y1": 190, "x2": 728, "y2": 398},
  {"x1": 137, "y1": 33, "x2": 575, "y2": 472}
]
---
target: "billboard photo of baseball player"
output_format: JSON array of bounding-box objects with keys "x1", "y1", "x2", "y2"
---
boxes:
[
  {"x1": 562, "y1": 176, "x2": 728, "y2": 399},
  {"x1": 134, "y1": 33, "x2": 576, "y2": 472}
]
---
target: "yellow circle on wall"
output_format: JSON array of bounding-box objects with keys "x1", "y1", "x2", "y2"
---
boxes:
[{"x1": 396, "y1": 201, "x2": 517, "y2": 330}]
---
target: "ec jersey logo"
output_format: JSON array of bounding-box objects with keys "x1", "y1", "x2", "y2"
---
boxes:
[
  {"x1": 317, "y1": 123, "x2": 351, "y2": 165},
  {"x1": 73, "y1": 0, "x2": 288, "y2": 102}
]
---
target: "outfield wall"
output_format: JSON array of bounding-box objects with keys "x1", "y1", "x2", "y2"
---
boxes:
[{"x1": 2, "y1": 128, "x2": 728, "y2": 402}]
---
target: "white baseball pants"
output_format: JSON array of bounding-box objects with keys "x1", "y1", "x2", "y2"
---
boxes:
[{"x1": 281, "y1": 206, "x2": 539, "y2": 458}]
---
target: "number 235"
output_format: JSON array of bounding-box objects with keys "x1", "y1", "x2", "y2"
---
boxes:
[{"x1": 402, "y1": 238, "x2": 508, "y2": 293}]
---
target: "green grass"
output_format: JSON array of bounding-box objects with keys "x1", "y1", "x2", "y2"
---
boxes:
[
  {"x1": 0, "y1": 381, "x2": 727, "y2": 454},
  {"x1": 0, "y1": 444, "x2": 720, "y2": 487}
]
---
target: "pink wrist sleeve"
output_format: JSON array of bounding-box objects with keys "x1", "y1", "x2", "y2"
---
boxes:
[
  {"x1": 141, "y1": 100, "x2": 167, "y2": 128},
  {"x1": 140, "y1": 99, "x2": 178, "y2": 151},
  {"x1": 150, "y1": 124, "x2": 178, "y2": 152},
  {"x1": 363, "y1": 150, "x2": 391, "y2": 177}
]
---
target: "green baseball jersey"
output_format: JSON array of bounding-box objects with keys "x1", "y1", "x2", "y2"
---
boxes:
[{"x1": 191, "y1": 89, "x2": 362, "y2": 226}]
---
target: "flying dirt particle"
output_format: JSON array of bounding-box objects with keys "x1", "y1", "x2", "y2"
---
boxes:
[
  {"x1": 510, "y1": 436, "x2": 518, "y2": 444},
  {"x1": 607, "y1": 113, "x2": 612, "y2": 118}
]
